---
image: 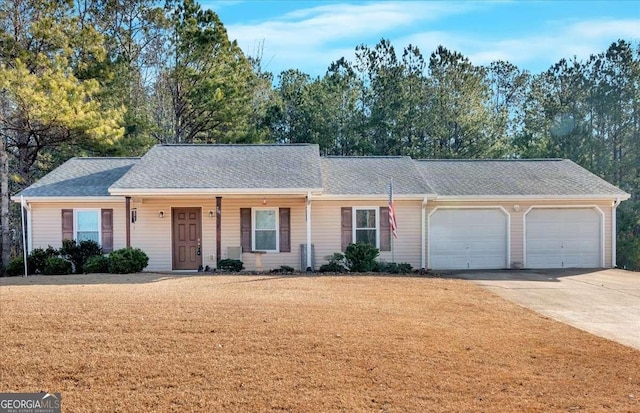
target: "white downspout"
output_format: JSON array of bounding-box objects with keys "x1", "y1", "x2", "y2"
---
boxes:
[
  {"x1": 612, "y1": 197, "x2": 621, "y2": 268},
  {"x1": 421, "y1": 197, "x2": 428, "y2": 270},
  {"x1": 20, "y1": 196, "x2": 28, "y2": 276},
  {"x1": 306, "y1": 192, "x2": 312, "y2": 271}
]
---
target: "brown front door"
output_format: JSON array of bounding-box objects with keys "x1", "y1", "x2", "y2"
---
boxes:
[{"x1": 172, "y1": 208, "x2": 202, "y2": 270}]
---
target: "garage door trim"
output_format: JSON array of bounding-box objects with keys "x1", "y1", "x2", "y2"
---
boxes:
[
  {"x1": 427, "y1": 206, "x2": 510, "y2": 270},
  {"x1": 523, "y1": 205, "x2": 605, "y2": 268}
]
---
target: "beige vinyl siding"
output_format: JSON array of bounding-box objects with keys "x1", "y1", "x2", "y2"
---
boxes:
[
  {"x1": 311, "y1": 199, "x2": 424, "y2": 269},
  {"x1": 426, "y1": 199, "x2": 614, "y2": 268},
  {"x1": 130, "y1": 197, "x2": 306, "y2": 272},
  {"x1": 220, "y1": 198, "x2": 307, "y2": 271},
  {"x1": 30, "y1": 201, "x2": 127, "y2": 251}
]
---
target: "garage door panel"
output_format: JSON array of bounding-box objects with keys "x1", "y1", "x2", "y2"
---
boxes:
[
  {"x1": 526, "y1": 208, "x2": 601, "y2": 269},
  {"x1": 430, "y1": 209, "x2": 508, "y2": 270}
]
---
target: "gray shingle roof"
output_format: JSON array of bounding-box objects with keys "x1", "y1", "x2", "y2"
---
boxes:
[
  {"x1": 110, "y1": 144, "x2": 323, "y2": 191},
  {"x1": 17, "y1": 158, "x2": 138, "y2": 197},
  {"x1": 416, "y1": 159, "x2": 629, "y2": 197},
  {"x1": 322, "y1": 157, "x2": 435, "y2": 195}
]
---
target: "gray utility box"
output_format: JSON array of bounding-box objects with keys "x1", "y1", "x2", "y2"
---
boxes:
[{"x1": 300, "y1": 244, "x2": 315, "y2": 271}]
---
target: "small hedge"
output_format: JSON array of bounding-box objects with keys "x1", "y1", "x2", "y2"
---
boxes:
[
  {"x1": 61, "y1": 239, "x2": 103, "y2": 274},
  {"x1": 84, "y1": 255, "x2": 110, "y2": 273},
  {"x1": 43, "y1": 257, "x2": 73, "y2": 275},
  {"x1": 319, "y1": 253, "x2": 348, "y2": 273},
  {"x1": 345, "y1": 243, "x2": 379, "y2": 272},
  {"x1": 108, "y1": 247, "x2": 149, "y2": 274},
  {"x1": 217, "y1": 259, "x2": 244, "y2": 272},
  {"x1": 377, "y1": 262, "x2": 414, "y2": 274},
  {"x1": 6, "y1": 257, "x2": 27, "y2": 276}
]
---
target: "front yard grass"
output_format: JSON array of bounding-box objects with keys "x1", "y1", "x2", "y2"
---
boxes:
[{"x1": 1, "y1": 273, "x2": 639, "y2": 412}]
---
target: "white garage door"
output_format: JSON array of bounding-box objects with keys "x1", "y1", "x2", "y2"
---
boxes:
[
  {"x1": 525, "y1": 208, "x2": 601, "y2": 269},
  {"x1": 429, "y1": 209, "x2": 508, "y2": 270}
]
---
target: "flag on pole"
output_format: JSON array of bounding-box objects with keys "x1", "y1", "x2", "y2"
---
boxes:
[{"x1": 388, "y1": 180, "x2": 398, "y2": 239}]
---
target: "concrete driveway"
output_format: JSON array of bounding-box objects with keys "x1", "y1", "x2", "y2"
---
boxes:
[{"x1": 446, "y1": 269, "x2": 640, "y2": 351}]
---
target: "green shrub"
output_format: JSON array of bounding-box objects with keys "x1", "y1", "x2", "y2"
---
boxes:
[
  {"x1": 28, "y1": 246, "x2": 59, "y2": 274},
  {"x1": 217, "y1": 259, "x2": 244, "y2": 272},
  {"x1": 43, "y1": 256, "x2": 73, "y2": 275},
  {"x1": 60, "y1": 239, "x2": 103, "y2": 274},
  {"x1": 278, "y1": 265, "x2": 295, "y2": 273},
  {"x1": 377, "y1": 262, "x2": 414, "y2": 274},
  {"x1": 107, "y1": 247, "x2": 149, "y2": 274},
  {"x1": 344, "y1": 243, "x2": 379, "y2": 272},
  {"x1": 6, "y1": 257, "x2": 27, "y2": 276},
  {"x1": 84, "y1": 255, "x2": 110, "y2": 273},
  {"x1": 319, "y1": 253, "x2": 348, "y2": 273}
]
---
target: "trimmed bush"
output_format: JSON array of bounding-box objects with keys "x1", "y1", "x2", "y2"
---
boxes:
[
  {"x1": 84, "y1": 255, "x2": 110, "y2": 273},
  {"x1": 377, "y1": 262, "x2": 414, "y2": 274},
  {"x1": 60, "y1": 239, "x2": 103, "y2": 274},
  {"x1": 107, "y1": 247, "x2": 149, "y2": 274},
  {"x1": 217, "y1": 259, "x2": 244, "y2": 272},
  {"x1": 28, "y1": 246, "x2": 59, "y2": 274},
  {"x1": 319, "y1": 253, "x2": 348, "y2": 273},
  {"x1": 43, "y1": 257, "x2": 73, "y2": 275},
  {"x1": 344, "y1": 243, "x2": 379, "y2": 272},
  {"x1": 6, "y1": 257, "x2": 27, "y2": 276}
]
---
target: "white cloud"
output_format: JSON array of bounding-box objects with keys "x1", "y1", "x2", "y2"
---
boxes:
[{"x1": 223, "y1": 1, "x2": 482, "y2": 75}]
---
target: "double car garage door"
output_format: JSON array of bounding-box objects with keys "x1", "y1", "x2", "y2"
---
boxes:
[{"x1": 429, "y1": 208, "x2": 602, "y2": 270}]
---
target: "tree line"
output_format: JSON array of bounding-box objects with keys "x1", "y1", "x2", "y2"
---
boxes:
[{"x1": 1, "y1": 0, "x2": 638, "y2": 271}]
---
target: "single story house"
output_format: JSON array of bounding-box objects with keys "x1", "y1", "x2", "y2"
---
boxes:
[{"x1": 14, "y1": 144, "x2": 630, "y2": 272}]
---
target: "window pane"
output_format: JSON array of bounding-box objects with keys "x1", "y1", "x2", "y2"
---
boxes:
[
  {"x1": 77, "y1": 211, "x2": 99, "y2": 231},
  {"x1": 356, "y1": 229, "x2": 376, "y2": 245},
  {"x1": 355, "y1": 209, "x2": 376, "y2": 229},
  {"x1": 255, "y1": 210, "x2": 276, "y2": 230},
  {"x1": 255, "y1": 230, "x2": 276, "y2": 250},
  {"x1": 77, "y1": 231, "x2": 99, "y2": 243}
]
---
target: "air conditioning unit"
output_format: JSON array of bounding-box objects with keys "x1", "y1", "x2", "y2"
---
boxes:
[{"x1": 300, "y1": 244, "x2": 315, "y2": 271}]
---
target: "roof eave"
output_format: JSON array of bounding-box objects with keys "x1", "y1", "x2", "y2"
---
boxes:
[
  {"x1": 13, "y1": 196, "x2": 124, "y2": 203},
  {"x1": 314, "y1": 193, "x2": 437, "y2": 200},
  {"x1": 108, "y1": 187, "x2": 324, "y2": 196},
  {"x1": 433, "y1": 193, "x2": 631, "y2": 201}
]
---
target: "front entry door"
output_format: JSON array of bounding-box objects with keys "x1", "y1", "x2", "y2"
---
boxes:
[{"x1": 172, "y1": 208, "x2": 202, "y2": 270}]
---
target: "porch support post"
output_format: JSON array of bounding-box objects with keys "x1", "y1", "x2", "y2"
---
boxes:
[
  {"x1": 306, "y1": 192, "x2": 312, "y2": 271},
  {"x1": 421, "y1": 197, "x2": 427, "y2": 271},
  {"x1": 125, "y1": 196, "x2": 131, "y2": 248},
  {"x1": 216, "y1": 196, "x2": 222, "y2": 266}
]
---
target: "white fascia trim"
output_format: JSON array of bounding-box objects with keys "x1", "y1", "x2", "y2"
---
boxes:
[
  {"x1": 315, "y1": 194, "x2": 436, "y2": 201},
  {"x1": 109, "y1": 187, "x2": 323, "y2": 196},
  {"x1": 14, "y1": 196, "x2": 124, "y2": 203},
  {"x1": 434, "y1": 194, "x2": 630, "y2": 201},
  {"x1": 522, "y1": 205, "x2": 606, "y2": 268}
]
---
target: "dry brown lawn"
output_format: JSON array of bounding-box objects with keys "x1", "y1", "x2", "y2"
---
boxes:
[{"x1": 1, "y1": 273, "x2": 639, "y2": 412}]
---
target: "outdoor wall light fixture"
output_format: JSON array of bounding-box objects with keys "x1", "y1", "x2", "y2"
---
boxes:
[
  {"x1": 262, "y1": 198, "x2": 267, "y2": 205},
  {"x1": 208, "y1": 210, "x2": 214, "y2": 218},
  {"x1": 131, "y1": 208, "x2": 137, "y2": 223},
  {"x1": 513, "y1": 204, "x2": 520, "y2": 212},
  {"x1": 158, "y1": 210, "x2": 165, "y2": 218}
]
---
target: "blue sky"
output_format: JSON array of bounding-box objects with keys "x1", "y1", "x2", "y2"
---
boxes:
[{"x1": 203, "y1": 1, "x2": 640, "y2": 78}]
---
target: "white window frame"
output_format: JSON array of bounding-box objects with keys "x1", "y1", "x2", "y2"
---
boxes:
[
  {"x1": 74, "y1": 208, "x2": 102, "y2": 245},
  {"x1": 352, "y1": 207, "x2": 380, "y2": 248},
  {"x1": 252, "y1": 207, "x2": 279, "y2": 252}
]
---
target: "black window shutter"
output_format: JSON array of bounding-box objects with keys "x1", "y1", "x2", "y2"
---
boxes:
[
  {"x1": 240, "y1": 208, "x2": 251, "y2": 252},
  {"x1": 379, "y1": 207, "x2": 391, "y2": 251},
  {"x1": 341, "y1": 207, "x2": 352, "y2": 252},
  {"x1": 101, "y1": 209, "x2": 114, "y2": 253},
  {"x1": 279, "y1": 208, "x2": 291, "y2": 252}
]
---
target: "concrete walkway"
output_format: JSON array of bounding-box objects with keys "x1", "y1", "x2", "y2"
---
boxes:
[{"x1": 447, "y1": 269, "x2": 640, "y2": 351}]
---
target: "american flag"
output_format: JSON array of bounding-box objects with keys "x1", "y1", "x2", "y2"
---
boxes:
[{"x1": 388, "y1": 181, "x2": 398, "y2": 239}]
